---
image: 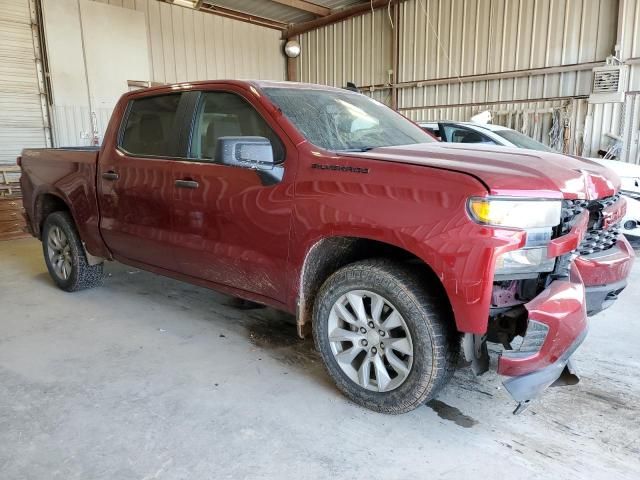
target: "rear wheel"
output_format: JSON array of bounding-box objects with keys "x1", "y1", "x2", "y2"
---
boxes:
[
  {"x1": 42, "y1": 211, "x2": 104, "y2": 292},
  {"x1": 313, "y1": 259, "x2": 458, "y2": 414}
]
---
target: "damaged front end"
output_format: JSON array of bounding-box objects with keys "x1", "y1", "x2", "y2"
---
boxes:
[
  {"x1": 498, "y1": 264, "x2": 587, "y2": 414},
  {"x1": 464, "y1": 193, "x2": 633, "y2": 414}
]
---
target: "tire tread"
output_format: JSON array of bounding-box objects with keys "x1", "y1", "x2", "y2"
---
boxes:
[
  {"x1": 313, "y1": 258, "x2": 459, "y2": 414},
  {"x1": 42, "y1": 211, "x2": 104, "y2": 292}
]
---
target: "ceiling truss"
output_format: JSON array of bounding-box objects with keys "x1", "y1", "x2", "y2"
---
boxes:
[{"x1": 164, "y1": 1, "x2": 401, "y2": 34}]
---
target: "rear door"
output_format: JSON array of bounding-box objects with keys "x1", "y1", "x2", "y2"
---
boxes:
[
  {"x1": 97, "y1": 92, "x2": 186, "y2": 270},
  {"x1": 171, "y1": 87, "x2": 295, "y2": 303}
]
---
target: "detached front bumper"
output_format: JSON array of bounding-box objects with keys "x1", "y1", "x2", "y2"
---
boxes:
[
  {"x1": 497, "y1": 263, "x2": 588, "y2": 411},
  {"x1": 496, "y1": 242, "x2": 634, "y2": 412}
]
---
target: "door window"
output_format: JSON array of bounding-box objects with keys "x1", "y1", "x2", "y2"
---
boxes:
[
  {"x1": 189, "y1": 91, "x2": 285, "y2": 163},
  {"x1": 442, "y1": 125, "x2": 497, "y2": 145},
  {"x1": 120, "y1": 94, "x2": 182, "y2": 157}
]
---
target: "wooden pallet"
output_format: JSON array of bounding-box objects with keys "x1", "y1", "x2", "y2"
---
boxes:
[{"x1": 0, "y1": 166, "x2": 29, "y2": 241}]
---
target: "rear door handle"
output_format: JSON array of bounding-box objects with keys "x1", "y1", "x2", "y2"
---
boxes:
[
  {"x1": 175, "y1": 179, "x2": 199, "y2": 189},
  {"x1": 102, "y1": 171, "x2": 119, "y2": 181}
]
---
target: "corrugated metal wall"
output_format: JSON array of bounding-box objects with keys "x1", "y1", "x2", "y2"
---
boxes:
[
  {"x1": 617, "y1": 0, "x2": 640, "y2": 165},
  {"x1": 0, "y1": 0, "x2": 48, "y2": 164},
  {"x1": 45, "y1": 0, "x2": 286, "y2": 147},
  {"x1": 298, "y1": 8, "x2": 393, "y2": 91},
  {"x1": 397, "y1": 0, "x2": 616, "y2": 107},
  {"x1": 91, "y1": 0, "x2": 285, "y2": 83},
  {"x1": 296, "y1": 0, "x2": 640, "y2": 163}
]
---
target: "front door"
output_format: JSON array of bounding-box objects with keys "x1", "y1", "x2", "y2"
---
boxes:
[
  {"x1": 98, "y1": 92, "x2": 184, "y2": 270},
  {"x1": 171, "y1": 89, "x2": 294, "y2": 303}
]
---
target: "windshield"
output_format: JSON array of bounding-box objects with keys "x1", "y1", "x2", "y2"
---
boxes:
[
  {"x1": 263, "y1": 87, "x2": 435, "y2": 151},
  {"x1": 493, "y1": 129, "x2": 554, "y2": 152}
]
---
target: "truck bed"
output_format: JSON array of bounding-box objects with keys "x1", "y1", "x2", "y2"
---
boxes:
[{"x1": 20, "y1": 147, "x2": 108, "y2": 258}]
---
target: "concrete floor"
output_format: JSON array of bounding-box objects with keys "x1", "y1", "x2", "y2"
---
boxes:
[{"x1": 1, "y1": 238, "x2": 639, "y2": 480}]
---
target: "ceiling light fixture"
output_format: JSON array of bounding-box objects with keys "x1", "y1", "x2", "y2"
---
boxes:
[
  {"x1": 284, "y1": 40, "x2": 301, "y2": 58},
  {"x1": 169, "y1": 0, "x2": 199, "y2": 9}
]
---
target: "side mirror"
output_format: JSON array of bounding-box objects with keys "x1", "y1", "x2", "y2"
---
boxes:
[{"x1": 215, "y1": 136, "x2": 274, "y2": 170}]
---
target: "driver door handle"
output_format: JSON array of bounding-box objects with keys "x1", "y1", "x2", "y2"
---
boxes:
[
  {"x1": 102, "y1": 171, "x2": 119, "y2": 181},
  {"x1": 175, "y1": 179, "x2": 199, "y2": 189}
]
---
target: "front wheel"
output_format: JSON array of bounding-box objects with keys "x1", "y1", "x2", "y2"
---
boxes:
[
  {"x1": 313, "y1": 259, "x2": 458, "y2": 414},
  {"x1": 42, "y1": 211, "x2": 104, "y2": 292}
]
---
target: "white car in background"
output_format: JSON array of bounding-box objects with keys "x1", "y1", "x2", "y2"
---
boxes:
[{"x1": 419, "y1": 121, "x2": 640, "y2": 241}]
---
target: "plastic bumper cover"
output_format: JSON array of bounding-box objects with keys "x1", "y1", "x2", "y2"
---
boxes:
[
  {"x1": 585, "y1": 279, "x2": 627, "y2": 316},
  {"x1": 574, "y1": 236, "x2": 635, "y2": 315},
  {"x1": 498, "y1": 264, "x2": 588, "y2": 411},
  {"x1": 502, "y1": 330, "x2": 586, "y2": 413},
  {"x1": 574, "y1": 236, "x2": 635, "y2": 288}
]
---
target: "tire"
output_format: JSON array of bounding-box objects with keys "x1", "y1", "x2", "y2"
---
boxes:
[
  {"x1": 313, "y1": 259, "x2": 459, "y2": 414},
  {"x1": 42, "y1": 211, "x2": 104, "y2": 292}
]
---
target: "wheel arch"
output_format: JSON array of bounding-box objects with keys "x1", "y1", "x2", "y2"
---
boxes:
[
  {"x1": 31, "y1": 184, "x2": 110, "y2": 260},
  {"x1": 35, "y1": 191, "x2": 107, "y2": 265},
  {"x1": 295, "y1": 235, "x2": 454, "y2": 338},
  {"x1": 34, "y1": 191, "x2": 72, "y2": 239}
]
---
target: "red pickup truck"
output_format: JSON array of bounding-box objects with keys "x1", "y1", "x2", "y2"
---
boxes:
[{"x1": 19, "y1": 81, "x2": 634, "y2": 414}]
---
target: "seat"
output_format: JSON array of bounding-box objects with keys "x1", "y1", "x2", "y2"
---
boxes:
[
  {"x1": 136, "y1": 114, "x2": 165, "y2": 155},
  {"x1": 202, "y1": 116, "x2": 242, "y2": 160},
  {"x1": 460, "y1": 131, "x2": 485, "y2": 143}
]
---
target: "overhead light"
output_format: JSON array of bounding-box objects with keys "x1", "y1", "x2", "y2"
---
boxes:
[
  {"x1": 284, "y1": 40, "x2": 301, "y2": 58},
  {"x1": 169, "y1": 0, "x2": 199, "y2": 8}
]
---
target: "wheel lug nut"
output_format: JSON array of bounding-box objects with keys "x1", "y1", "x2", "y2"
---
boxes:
[
  {"x1": 371, "y1": 347, "x2": 377, "y2": 354},
  {"x1": 360, "y1": 327, "x2": 367, "y2": 334},
  {"x1": 361, "y1": 339, "x2": 368, "y2": 347},
  {"x1": 378, "y1": 330, "x2": 385, "y2": 336},
  {"x1": 380, "y1": 342, "x2": 384, "y2": 349},
  {"x1": 368, "y1": 321, "x2": 374, "y2": 328}
]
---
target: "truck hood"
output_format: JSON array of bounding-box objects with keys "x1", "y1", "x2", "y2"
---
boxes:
[{"x1": 342, "y1": 143, "x2": 620, "y2": 200}]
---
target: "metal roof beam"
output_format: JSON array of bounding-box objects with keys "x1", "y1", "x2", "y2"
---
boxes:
[
  {"x1": 284, "y1": 0, "x2": 405, "y2": 38},
  {"x1": 200, "y1": 4, "x2": 288, "y2": 30},
  {"x1": 268, "y1": 0, "x2": 330, "y2": 17}
]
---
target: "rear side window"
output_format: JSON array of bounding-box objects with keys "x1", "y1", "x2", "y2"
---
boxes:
[
  {"x1": 422, "y1": 127, "x2": 441, "y2": 139},
  {"x1": 120, "y1": 94, "x2": 182, "y2": 157},
  {"x1": 442, "y1": 125, "x2": 496, "y2": 145}
]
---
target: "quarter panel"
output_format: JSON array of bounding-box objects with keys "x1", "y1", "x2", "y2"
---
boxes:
[{"x1": 20, "y1": 148, "x2": 109, "y2": 258}]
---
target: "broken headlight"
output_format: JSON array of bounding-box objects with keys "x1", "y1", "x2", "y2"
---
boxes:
[
  {"x1": 495, "y1": 227, "x2": 556, "y2": 275},
  {"x1": 468, "y1": 197, "x2": 562, "y2": 276}
]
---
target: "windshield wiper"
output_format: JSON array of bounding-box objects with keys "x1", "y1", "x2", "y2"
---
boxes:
[{"x1": 336, "y1": 147, "x2": 376, "y2": 152}]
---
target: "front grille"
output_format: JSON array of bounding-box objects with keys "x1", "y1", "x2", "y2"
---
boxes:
[
  {"x1": 596, "y1": 193, "x2": 621, "y2": 209},
  {"x1": 560, "y1": 199, "x2": 589, "y2": 234},
  {"x1": 561, "y1": 193, "x2": 621, "y2": 256},
  {"x1": 578, "y1": 224, "x2": 620, "y2": 255}
]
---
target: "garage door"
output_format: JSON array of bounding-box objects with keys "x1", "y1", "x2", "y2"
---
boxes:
[{"x1": 0, "y1": 0, "x2": 47, "y2": 165}]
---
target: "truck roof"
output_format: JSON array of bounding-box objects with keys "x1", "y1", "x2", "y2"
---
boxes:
[{"x1": 125, "y1": 80, "x2": 350, "y2": 98}]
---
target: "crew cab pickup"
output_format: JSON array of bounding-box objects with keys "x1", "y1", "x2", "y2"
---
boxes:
[{"x1": 19, "y1": 81, "x2": 634, "y2": 414}]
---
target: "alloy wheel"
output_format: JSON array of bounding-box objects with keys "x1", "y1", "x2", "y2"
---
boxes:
[
  {"x1": 327, "y1": 290, "x2": 414, "y2": 392},
  {"x1": 47, "y1": 225, "x2": 72, "y2": 280}
]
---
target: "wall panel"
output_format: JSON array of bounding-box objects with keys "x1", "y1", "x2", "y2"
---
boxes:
[
  {"x1": 296, "y1": 0, "x2": 639, "y2": 160},
  {"x1": 297, "y1": 8, "x2": 393, "y2": 89},
  {"x1": 44, "y1": 0, "x2": 285, "y2": 147},
  {"x1": 107, "y1": 0, "x2": 286, "y2": 84}
]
